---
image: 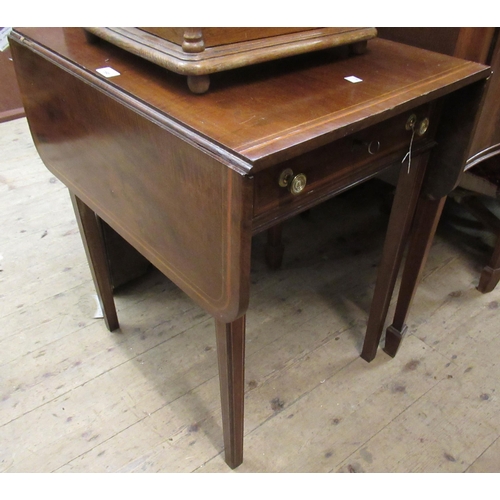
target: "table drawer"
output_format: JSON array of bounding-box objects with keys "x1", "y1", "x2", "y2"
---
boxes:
[{"x1": 253, "y1": 103, "x2": 437, "y2": 229}]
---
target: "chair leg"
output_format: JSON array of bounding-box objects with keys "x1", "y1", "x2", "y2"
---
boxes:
[
  {"x1": 70, "y1": 192, "x2": 119, "y2": 331},
  {"x1": 384, "y1": 196, "x2": 446, "y2": 357},
  {"x1": 215, "y1": 316, "x2": 246, "y2": 469},
  {"x1": 477, "y1": 234, "x2": 500, "y2": 293},
  {"x1": 265, "y1": 224, "x2": 285, "y2": 269}
]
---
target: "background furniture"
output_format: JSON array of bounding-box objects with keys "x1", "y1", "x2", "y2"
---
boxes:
[
  {"x1": 375, "y1": 28, "x2": 500, "y2": 358},
  {"x1": 0, "y1": 29, "x2": 24, "y2": 123},
  {"x1": 10, "y1": 27, "x2": 489, "y2": 468},
  {"x1": 452, "y1": 159, "x2": 500, "y2": 293}
]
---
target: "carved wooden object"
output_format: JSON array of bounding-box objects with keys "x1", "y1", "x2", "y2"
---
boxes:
[{"x1": 84, "y1": 27, "x2": 377, "y2": 93}]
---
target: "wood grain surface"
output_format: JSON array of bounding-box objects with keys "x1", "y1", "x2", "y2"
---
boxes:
[{"x1": 10, "y1": 28, "x2": 489, "y2": 170}]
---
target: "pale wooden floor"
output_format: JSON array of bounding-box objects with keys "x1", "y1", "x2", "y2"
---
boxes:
[{"x1": 1, "y1": 117, "x2": 500, "y2": 473}]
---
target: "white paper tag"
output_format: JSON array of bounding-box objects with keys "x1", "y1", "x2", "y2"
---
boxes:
[
  {"x1": 344, "y1": 75, "x2": 363, "y2": 83},
  {"x1": 0, "y1": 27, "x2": 12, "y2": 52},
  {"x1": 93, "y1": 294, "x2": 104, "y2": 319},
  {"x1": 96, "y1": 67, "x2": 121, "y2": 78}
]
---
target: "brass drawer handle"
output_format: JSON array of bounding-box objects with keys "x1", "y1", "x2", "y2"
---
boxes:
[
  {"x1": 278, "y1": 168, "x2": 307, "y2": 195},
  {"x1": 289, "y1": 173, "x2": 307, "y2": 195}
]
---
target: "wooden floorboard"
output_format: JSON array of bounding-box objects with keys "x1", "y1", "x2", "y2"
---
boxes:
[{"x1": 1, "y1": 117, "x2": 499, "y2": 474}]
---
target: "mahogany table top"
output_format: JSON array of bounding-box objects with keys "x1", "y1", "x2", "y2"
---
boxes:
[{"x1": 13, "y1": 27, "x2": 489, "y2": 172}]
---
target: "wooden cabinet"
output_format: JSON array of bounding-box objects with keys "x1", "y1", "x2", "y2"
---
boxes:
[{"x1": 0, "y1": 41, "x2": 24, "y2": 122}]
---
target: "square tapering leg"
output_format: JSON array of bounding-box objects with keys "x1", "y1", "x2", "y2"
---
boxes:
[
  {"x1": 215, "y1": 316, "x2": 246, "y2": 469},
  {"x1": 383, "y1": 196, "x2": 446, "y2": 357},
  {"x1": 361, "y1": 153, "x2": 429, "y2": 362},
  {"x1": 70, "y1": 192, "x2": 119, "y2": 332}
]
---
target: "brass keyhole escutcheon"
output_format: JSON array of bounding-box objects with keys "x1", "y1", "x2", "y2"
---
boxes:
[
  {"x1": 278, "y1": 168, "x2": 294, "y2": 188},
  {"x1": 278, "y1": 168, "x2": 307, "y2": 195},
  {"x1": 417, "y1": 118, "x2": 429, "y2": 136},
  {"x1": 406, "y1": 114, "x2": 417, "y2": 130}
]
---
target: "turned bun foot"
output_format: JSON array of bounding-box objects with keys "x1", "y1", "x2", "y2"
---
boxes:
[
  {"x1": 187, "y1": 74, "x2": 211, "y2": 94},
  {"x1": 349, "y1": 40, "x2": 368, "y2": 55}
]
